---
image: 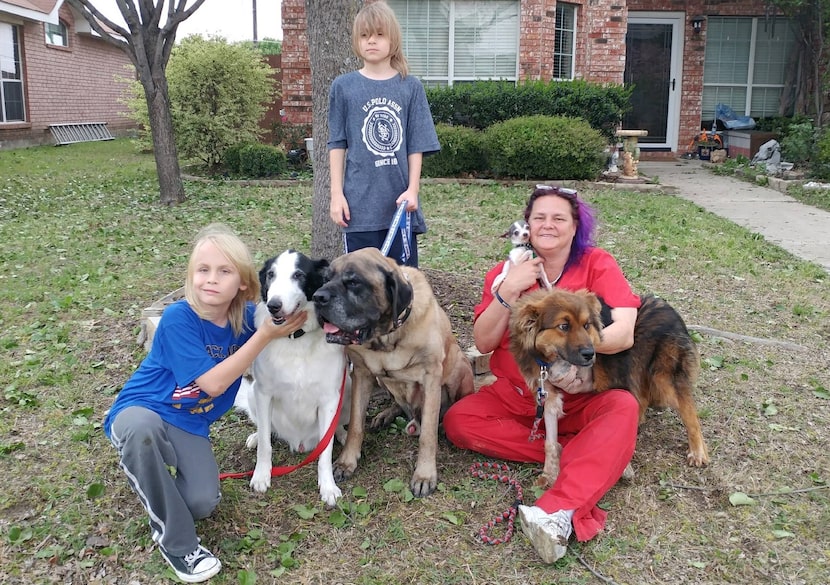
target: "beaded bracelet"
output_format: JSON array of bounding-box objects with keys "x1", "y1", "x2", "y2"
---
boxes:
[{"x1": 494, "y1": 289, "x2": 511, "y2": 309}]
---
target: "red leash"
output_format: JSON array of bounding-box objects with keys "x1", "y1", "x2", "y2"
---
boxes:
[
  {"x1": 219, "y1": 367, "x2": 348, "y2": 481},
  {"x1": 470, "y1": 462, "x2": 524, "y2": 545}
]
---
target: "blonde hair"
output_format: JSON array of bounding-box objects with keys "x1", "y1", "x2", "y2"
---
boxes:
[
  {"x1": 184, "y1": 223, "x2": 259, "y2": 336},
  {"x1": 352, "y1": 1, "x2": 408, "y2": 77}
]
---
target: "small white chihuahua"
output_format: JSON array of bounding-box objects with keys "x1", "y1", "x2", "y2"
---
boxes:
[{"x1": 491, "y1": 220, "x2": 533, "y2": 294}]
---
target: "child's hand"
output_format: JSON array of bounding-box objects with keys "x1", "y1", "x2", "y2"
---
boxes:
[
  {"x1": 260, "y1": 311, "x2": 307, "y2": 340},
  {"x1": 397, "y1": 189, "x2": 419, "y2": 212},
  {"x1": 330, "y1": 192, "x2": 350, "y2": 227}
]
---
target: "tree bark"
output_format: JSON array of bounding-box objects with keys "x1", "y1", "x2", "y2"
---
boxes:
[
  {"x1": 66, "y1": 0, "x2": 208, "y2": 205},
  {"x1": 307, "y1": 0, "x2": 364, "y2": 260}
]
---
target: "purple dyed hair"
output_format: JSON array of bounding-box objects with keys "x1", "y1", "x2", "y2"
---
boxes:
[{"x1": 523, "y1": 185, "x2": 597, "y2": 271}]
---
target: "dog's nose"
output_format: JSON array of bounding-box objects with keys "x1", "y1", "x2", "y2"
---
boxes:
[
  {"x1": 578, "y1": 347, "x2": 596, "y2": 364},
  {"x1": 312, "y1": 289, "x2": 329, "y2": 305},
  {"x1": 267, "y1": 300, "x2": 282, "y2": 315}
]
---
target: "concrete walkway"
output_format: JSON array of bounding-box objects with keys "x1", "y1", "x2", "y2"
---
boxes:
[{"x1": 638, "y1": 159, "x2": 830, "y2": 273}]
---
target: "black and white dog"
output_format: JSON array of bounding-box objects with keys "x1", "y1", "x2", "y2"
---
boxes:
[
  {"x1": 235, "y1": 250, "x2": 350, "y2": 507},
  {"x1": 491, "y1": 219, "x2": 533, "y2": 294}
]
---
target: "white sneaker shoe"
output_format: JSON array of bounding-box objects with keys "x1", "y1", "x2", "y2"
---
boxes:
[{"x1": 518, "y1": 505, "x2": 573, "y2": 563}]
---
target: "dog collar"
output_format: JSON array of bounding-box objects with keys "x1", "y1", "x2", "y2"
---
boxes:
[
  {"x1": 289, "y1": 329, "x2": 305, "y2": 339},
  {"x1": 392, "y1": 305, "x2": 412, "y2": 330}
]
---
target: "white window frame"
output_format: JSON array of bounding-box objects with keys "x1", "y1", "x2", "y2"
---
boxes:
[
  {"x1": 702, "y1": 16, "x2": 796, "y2": 120},
  {"x1": 553, "y1": 3, "x2": 577, "y2": 80},
  {"x1": 45, "y1": 21, "x2": 69, "y2": 47},
  {"x1": 389, "y1": 0, "x2": 519, "y2": 86},
  {"x1": 1, "y1": 22, "x2": 26, "y2": 123}
]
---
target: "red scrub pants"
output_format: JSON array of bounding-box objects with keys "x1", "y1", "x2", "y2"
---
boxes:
[{"x1": 443, "y1": 378, "x2": 639, "y2": 541}]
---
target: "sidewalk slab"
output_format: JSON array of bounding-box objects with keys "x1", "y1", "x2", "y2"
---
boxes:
[{"x1": 639, "y1": 160, "x2": 830, "y2": 273}]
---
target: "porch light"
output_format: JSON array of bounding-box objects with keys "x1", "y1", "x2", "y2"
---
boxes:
[{"x1": 691, "y1": 15, "x2": 706, "y2": 34}]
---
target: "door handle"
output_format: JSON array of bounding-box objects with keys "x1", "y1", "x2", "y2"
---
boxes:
[{"x1": 671, "y1": 78, "x2": 676, "y2": 90}]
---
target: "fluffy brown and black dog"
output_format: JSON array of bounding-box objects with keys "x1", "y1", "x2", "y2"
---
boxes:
[
  {"x1": 312, "y1": 248, "x2": 475, "y2": 497},
  {"x1": 510, "y1": 288, "x2": 709, "y2": 488}
]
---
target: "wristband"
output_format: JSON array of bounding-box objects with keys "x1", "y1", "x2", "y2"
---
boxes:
[{"x1": 494, "y1": 289, "x2": 511, "y2": 309}]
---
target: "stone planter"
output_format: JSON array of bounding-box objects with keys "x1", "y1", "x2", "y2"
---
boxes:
[{"x1": 137, "y1": 287, "x2": 185, "y2": 351}]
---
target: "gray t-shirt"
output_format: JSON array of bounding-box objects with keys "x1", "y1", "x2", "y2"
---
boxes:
[{"x1": 327, "y1": 71, "x2": 440, "y2": 234}]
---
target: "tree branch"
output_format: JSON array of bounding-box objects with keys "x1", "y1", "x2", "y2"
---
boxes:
[{"x1": 687, "y1": 325, "x2": 807, "y2": 352}]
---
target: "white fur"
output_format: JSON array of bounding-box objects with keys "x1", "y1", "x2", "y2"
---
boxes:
[
  {"x1": 491, "y1": 220, "x2": 533, "y2": 294},
  {"x1": 234, "y1": 251, "x2": 350, "y2": 507}
]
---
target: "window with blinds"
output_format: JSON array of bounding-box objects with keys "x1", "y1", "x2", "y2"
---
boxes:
[
  {"x1": 389, "y1": 0, "x2": 518, "y2": 86},
  {"x1": 1, "y1": 23, "x2": 25, "y2": 122},
  {"x1": 553, "y1": 3, "x2": 576, "y2": 80},
  {"x1": 701, "y1": 17, "x2": 796, "y2": 120}
]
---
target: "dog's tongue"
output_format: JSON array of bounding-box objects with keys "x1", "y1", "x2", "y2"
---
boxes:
[{"x1": 323, "y1": 322, "x2": 341, "y2": 334}]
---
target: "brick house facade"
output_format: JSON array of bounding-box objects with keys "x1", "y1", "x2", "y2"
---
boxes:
[
  {"x1": 281, "y1": 0, "x2": 778, "y2": 159},
  {"x1": 1, "y1": 0, "x2": 135, "y2": 149}
]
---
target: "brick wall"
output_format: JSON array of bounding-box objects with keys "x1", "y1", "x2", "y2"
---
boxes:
[
  {"x1": 280, "y1": 0, "x2": 773, "y2": 156},
  {"x1": 0, "y1": 5, "x2": 136, "y2": 148}
]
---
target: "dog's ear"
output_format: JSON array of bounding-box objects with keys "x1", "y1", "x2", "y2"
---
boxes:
[
  {"x1": 308, "y1": 258, "x2": 331, "y2": 292},
  {"x1": 582, "y1": 291, "x2": 606, "y2": 340},
  {"x1": 258, "y1": 259, "x2": 273, "y2": 303},
  {"x1": 385, "y1": 268, "x2": 413, "y2": 322},
  {"x1": 508, "y1": 298, "x2": 542, "y2": 356}
]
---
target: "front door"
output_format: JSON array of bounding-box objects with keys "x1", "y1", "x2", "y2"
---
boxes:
[{"x1": 623, "y1": 13, "x2": 684, "y2": 151}]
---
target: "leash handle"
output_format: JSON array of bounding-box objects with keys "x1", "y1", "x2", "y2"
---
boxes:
[
  {"x1": 220, "y1": 366, "x2": 348, "y2": 481},
  {"x1": 471, "y1": 462, "x2": 524, "y2": 545},
  {"x1": 380, "y1": 200, "x2": 411, "y2": 263}
]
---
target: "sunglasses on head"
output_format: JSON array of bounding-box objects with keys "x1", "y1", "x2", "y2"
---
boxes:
[{"x1": 534, "y1": 185, "x2": 579, "y2": 200}]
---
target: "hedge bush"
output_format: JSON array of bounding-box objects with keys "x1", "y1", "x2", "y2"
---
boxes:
[
  {"x1": 483, "y1": 115, "x2": 607, "y2": 180},
  {"x1": 422, "y1": 124, "x2": 487, "y2": 178},
  {"x1": 223, "y1": 143, "x2": 287, "y2": 177},
  {"x1": 426, "y1": 80, "x2": 631, "y2": 140}
]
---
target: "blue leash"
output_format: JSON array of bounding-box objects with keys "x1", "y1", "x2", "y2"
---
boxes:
[{"x1": 379, "y1": 200, "x2": 411, "y2": 264}]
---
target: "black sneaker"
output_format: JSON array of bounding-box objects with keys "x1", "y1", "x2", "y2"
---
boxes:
[{"x1": 159, "y1": 543, "x2": 221, "y2": 583}]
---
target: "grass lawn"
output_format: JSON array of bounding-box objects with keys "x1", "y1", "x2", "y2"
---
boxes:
[{"x1": 1, "y1": 139, "x2": 828, "y2": 584}]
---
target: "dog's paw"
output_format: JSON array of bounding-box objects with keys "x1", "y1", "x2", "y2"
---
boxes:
[
  {"x1": 535, "y1": 473, "x2": 555, "y2": 490},
  {"x1": 687, "y1": 448, "x2": 710, "y2": 467},
  {"x1": 410, "y1": 467, "x2": 438, "y2": 498},
  {"x1": 620, "y1": 462, "x2": 635, "y2": 481},
  {"x1": 370, "y1": 404, "x2": 403, "y2": 430},
  {"x1": 319, "y1": 482, "x2": 342, "y2": 508},
  {"x1": 244, "y1": 432, "x2": 258, "y2": 450},
  {"x1": 333, "y1": 459, "x2": 357, "y2": 483},
  {"x1": 250, "y1": 468, "x2": 271, "y2": 493}
]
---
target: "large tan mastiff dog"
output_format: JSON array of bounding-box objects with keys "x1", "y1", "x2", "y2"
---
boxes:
[{"x1": 312, "y1": 248, "x2": 474, "y2": 497}]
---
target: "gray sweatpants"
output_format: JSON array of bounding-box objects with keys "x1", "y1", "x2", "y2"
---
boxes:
[{"x1": 109, "y1": 406, "x2": 221, "y2": 556}]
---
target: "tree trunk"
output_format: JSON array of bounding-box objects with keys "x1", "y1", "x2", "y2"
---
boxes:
[
  {"x1": 146, "y1": 80, "x2": 186, "y2": 206},
  {"x1": 307, "y1": 0, "x2": 364, "y2": 260}
]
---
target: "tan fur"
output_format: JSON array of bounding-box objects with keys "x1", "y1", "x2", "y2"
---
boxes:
[
  {"x1": 510, "y1": 288, "x2": 709, "y2": 488},
  {"x1": 314, "y1": 248, "x2": 475, "y2": 497}
]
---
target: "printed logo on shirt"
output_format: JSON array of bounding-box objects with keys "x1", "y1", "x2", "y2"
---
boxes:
[
  {"x1": 172, "y1": 383, "x2": 217, "y2": 415},
  {"x1": 172, "y1": 383, "x2": 203, "y2": 402},
  {"x1": 362, "y1": 105, "x2": 403, "y2": 159}
]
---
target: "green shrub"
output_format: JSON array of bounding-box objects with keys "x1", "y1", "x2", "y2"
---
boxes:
[
  {"x1": 812, "y1": 126, "x2": 830, "y2": 180},
  {"x1": 427, "y1": 80, "x2": 631, "y2": 140},
  {"x1": 222, "y1": 142, "x2": 254, "y2": 174},
  {"x1": 422, "y1": 124, "x2": 486, "y2": 178},
  {"x1": 122, "y1": 35, "x2": 276, "y2": 171},
  {"x1": 483, "y1": 115, "x2": 607, "y2": 180},
  {"x1": 780, "y1": 122, "x2": 815, "y2": 166},
  {"x1": 238, "y1": 143, "x2": 287, "y2": 177}
]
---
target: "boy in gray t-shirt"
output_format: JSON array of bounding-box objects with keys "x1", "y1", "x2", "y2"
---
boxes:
[{"x1": 327, "y1": 2, "x2": 439, "y2": 267}]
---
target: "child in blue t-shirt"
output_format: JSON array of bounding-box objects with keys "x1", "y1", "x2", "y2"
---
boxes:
[
  {"x1": 104, "y1": 224, "x2": 305, "y2": 583},
  {"x1": 327, "y1": 1, "x2": 440, "y2": 267}
]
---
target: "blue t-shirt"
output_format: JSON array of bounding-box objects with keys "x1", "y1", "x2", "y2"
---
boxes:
[
  {"x1": 327, "y1": 71, "x2": 440, "y2": 234},
  {"x1": 104, "y1": 300, "x2": 256, "y2": 439}
]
